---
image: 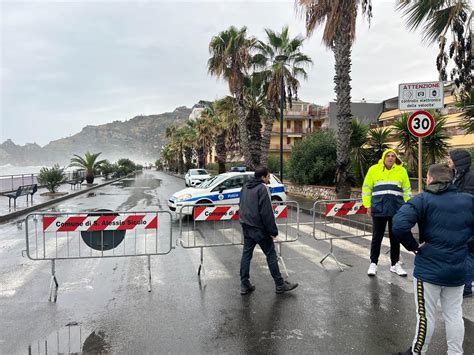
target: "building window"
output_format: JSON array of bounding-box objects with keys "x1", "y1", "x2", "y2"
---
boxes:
[
  {"x1": 286, "y1": 120, "x2": 291, "y2": 129},
  {"x1": 287, "y1": 137, "x2": 291, "y2": 145},
  {"x1": 294, "y1": 121, "x2": 303, "y2": 133}
]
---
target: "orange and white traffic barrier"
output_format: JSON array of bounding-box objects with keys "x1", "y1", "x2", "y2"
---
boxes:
[
  {"x1": 24, "y1": 210, "x2": 173, "y2": 302},
  {"x1": 42, "y1": 213, "x2": 158, "y2": 232},
  {"x1": 324, "y1": 201, "x2": 367, "y2": 217},
  {"x1": 312, "y1": 198, "x2": 372, "y2": 272},
  {"x1": 193, "y1": 205, "x2": 288, "y2": 221}
]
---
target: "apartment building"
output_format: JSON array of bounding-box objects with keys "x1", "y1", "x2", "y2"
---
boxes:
[{"x1": 269, "y1": 100, "x2": 325, "y2": 160}]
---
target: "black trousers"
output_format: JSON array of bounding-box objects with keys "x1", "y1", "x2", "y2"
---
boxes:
[
  {"x1": 370, "y1": 216, "x2": 400, "y2": 266},
  {"x1": 240, "y1": 224, "x2": 284, "y2": 287}
]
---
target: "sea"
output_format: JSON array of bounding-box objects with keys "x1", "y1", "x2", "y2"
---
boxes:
[{"x1": 0, "y1": 164, "x2": 46, "y2": 176}]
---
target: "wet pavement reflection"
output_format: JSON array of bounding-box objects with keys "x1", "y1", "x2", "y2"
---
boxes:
[{"x1": 27, "y1": 322, "x2": 109, "y2": 355}]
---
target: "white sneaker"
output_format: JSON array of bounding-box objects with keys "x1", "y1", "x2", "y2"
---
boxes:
[
  {"x1": 390, "y1": 262, "x2": 407, "y2": 276},
  {"x1": 367, "y1": 263, "x2": 377, "y2": 276}
]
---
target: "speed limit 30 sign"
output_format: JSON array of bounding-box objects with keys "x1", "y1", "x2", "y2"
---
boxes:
[{"x1": 407, "y1": 110, "x2": 435, "y2": 137}]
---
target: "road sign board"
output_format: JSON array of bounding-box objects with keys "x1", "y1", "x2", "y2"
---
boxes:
[
  {"x1": 407, "y1": 110, "x2": 435, "y2": 137},
  {"x1": 399, "y1": 81, "x2": 443, "y2": 110}
]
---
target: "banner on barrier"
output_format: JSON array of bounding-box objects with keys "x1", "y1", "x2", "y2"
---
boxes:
[
  {"x1": 193, "y1": 205, "x2": 288, "y2": 221},
  {"x1": 325, "y1": 202, "x2": 366, "y2": 217},
  {"x1": 42, "y1": 214, "x2": 158, "y2": 232}
]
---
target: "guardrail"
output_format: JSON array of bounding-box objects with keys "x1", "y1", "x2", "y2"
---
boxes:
[{"x1": 0, "y1": 171, "x2": 85, "y2": 193}]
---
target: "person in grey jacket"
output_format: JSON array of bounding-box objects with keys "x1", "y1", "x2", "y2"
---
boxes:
[
  {"x1": 448, "y1": 149, "x2": 474, "y2": 298},
  {"x1": 239, "y1": 166, "x2": 298, "y2": 295}
]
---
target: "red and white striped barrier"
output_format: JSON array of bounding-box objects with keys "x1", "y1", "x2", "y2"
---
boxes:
[
  {"x1": 193, "y1": 205, "x2": 288, "y2": 221},
  {"x1": 325, "y1": 201, "x2": 367, "y2": 217},
  {"x1": 42, "y1": 213, "x2": 158, "y2": 232}
]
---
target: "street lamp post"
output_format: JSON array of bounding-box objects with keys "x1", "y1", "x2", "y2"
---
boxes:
[{"x1": 279, "y1": 74, "x2": 284, "y2": 182}]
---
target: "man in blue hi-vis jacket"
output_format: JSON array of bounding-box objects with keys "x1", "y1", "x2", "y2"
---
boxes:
[{"x1": 392, "y1": 164, "x2": 473, "y2": 355}]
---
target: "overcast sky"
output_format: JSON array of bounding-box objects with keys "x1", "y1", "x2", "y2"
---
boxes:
[{"x1": 1, "y1": 0, "x2": 440, "y2": 146}]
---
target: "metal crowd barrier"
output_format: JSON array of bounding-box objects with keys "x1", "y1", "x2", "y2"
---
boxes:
[
  {"x1": 25, "y1": 210, "x2": 173, "y2": 302},
  {"x1": 178, "y1": 201, "x2": 300, "y2": 280},
  {"x1": 312, "y1": 198, "x2": 371, "y2": 271}
]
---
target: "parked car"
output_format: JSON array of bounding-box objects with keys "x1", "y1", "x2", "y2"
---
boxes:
[
  {"x1": 230, "y1": 166, "x2": 247, "y2": 172},
  {"x1": 184, "y1": 169, "x2": 211, "y2": 187},
  {"x1": 168, "y1": 171, "x2": 286, "y2": 215}
]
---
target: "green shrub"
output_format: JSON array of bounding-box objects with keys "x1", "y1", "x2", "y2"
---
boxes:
[
  {"x1": 288, "y1": 131, "x2": 337, "y2": 185},
  {"x1": 99, "y1": 160, "x2": 114, "y2": 180},
  {"x1": 38, "y1": 164, "x2": 65, "y2": 193},
  {"x1": 267, "y1": 154, "x2": 288, "y2": 177}
]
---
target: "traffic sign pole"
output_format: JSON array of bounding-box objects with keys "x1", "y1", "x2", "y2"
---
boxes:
[
  {"x1": 418, "y1": 137, "x2": 422, "y2": 193},
  {"x1": 407, "y1": 110, "x2": 435, "y2": 193}
]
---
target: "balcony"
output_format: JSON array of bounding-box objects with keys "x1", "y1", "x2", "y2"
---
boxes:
[
  {"x1": 271, "y1": 127, "x2": 312, "y2": 134},
  {"x1": 269, "y1": 144, "x2": 293, "y2": 151}
]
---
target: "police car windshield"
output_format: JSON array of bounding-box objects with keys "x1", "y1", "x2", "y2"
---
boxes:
[
  {"x1": 190, "y1": 169, "x2": 208, "y2": 175},
  {"x1": 199, "y1": 175, "x2": 227, "y2": 189}
]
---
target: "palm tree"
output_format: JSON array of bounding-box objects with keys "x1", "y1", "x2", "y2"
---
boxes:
[
  {"x1": 393, "y1": 114, "x2": 419, "y2": 173},
  {"x1": 195, "y1": 108, "x2": 217, "y2": 168},
  {"x1": 368, "y1": 127, "x2": 392, "y2": 156},
  {"x1": 241, "y1": 73, "x2": 268, "y2": 168},
  {"x1": 253, "y1": 26, "x2": 312, "y2": 166},
  {"x1": 350, "y1": 118, "x2": 369, "y2": 183},
  {"x1": 208, "y1": 26, "x2": 255, "y2": 168},
  {"x1": 69, "y1": 151, "x2": 106, "y2": 184},
  {"x1": 423, "y1": 113, "x2": 450, "y2": 165},
  {"x1": 397, "y1": 0, "x2": 472, "y2": 96},
  {"x1": 297, "y1": 0, "x2": 373, "y2": 198},
  {"x1": 459, "y1": 89, "x2": 474, "y2": 133}
]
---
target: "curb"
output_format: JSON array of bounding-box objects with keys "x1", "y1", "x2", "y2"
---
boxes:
[{"x1": 0, "y1": 177, "x2": 127, "y2": 224}]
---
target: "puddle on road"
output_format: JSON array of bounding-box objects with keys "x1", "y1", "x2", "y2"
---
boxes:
[{"x1": 27, "y1": 322, "x2": 110, "y2": 354}]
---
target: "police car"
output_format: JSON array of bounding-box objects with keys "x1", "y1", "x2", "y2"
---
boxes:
[{"x1": 168, "y1": 171, "x2": 286, "y2": 215}]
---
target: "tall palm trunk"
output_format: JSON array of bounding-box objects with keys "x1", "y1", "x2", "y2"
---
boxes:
[
  {"x1": 215, "y1": 132, "x2": 227, "y2": 174},
  {"x1": 178, "y1": 144, "x2": 185, "y2": 174},
  {"x1": 184, "y1": 147, "x2": 193, "y2": 171},
  {"x1": 235, "y1": 93, "x2": 254, "y2": 169},
  {"x1": 260, "y1": 103, "x2": 277, "y2": 168},
  {"x1": 247, "y1": 108, "x2": 262, "y2": 169},
  {"x1": 334, "y1": 25, "x2": 352, "y2": 199}
]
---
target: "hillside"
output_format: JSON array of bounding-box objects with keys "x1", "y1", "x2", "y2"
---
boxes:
[{"x1": 0, "y1": 106, "x2": 192, "y2": 166}]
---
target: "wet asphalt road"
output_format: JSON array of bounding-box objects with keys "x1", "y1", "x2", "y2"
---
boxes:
[{"x1": 0, "y1": 171, "x2": 472, "y2": 354}]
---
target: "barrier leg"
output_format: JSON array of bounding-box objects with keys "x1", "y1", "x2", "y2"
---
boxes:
[
  {"x1": 48, "y1": 259, "x2": 59, "y2": 302},
  {"x1": 197, "y1": 247, "x2": 204, "y2": 278},
  {"x1": 320, "y1": 239, "x2": 345, "y2": 272},
  {"x1": 276, "y1": 242, "x2": 289, "y2": 278},
  {"x1": 147, "y1": 255, "x2": 152, "y2": 293}
]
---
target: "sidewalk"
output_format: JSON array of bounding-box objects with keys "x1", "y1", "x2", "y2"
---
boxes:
[{"x1": 0, "y1": 177, "x2": 122, "y2": 223}]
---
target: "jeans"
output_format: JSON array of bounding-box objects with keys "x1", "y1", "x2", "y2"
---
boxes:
[
  {"x1": 465, "y1": 252, "x2": 473, "y2": 294},
  {"x1": 370, "y1": 216, "x2": 400, "y2": 266},
  {"x1": 240, "y1": 224, "x2": 284, "y2": 287}
]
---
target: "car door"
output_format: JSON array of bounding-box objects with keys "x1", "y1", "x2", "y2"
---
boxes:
[{"x1": 211, "y1": 175, "x2": 246, "y2": 205}]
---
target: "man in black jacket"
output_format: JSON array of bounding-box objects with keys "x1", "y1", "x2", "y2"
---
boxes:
[
  {"x1": 239, "y1": 167, "x2": 298, "y2": 295},
  {"x1": 448, "y1": 149, "x2": 474, "y2": 298}
]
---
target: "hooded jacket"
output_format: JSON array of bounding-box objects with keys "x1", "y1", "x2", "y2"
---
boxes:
[
  {"x1": 449, "y1": 149, "x2": 474, "y2": 195},
  {"x1": 392, "y1": 179, "x2": 474, "y2": 287},
  {"x1": 239, "y1": 177, "x2": 278, "y2": 237},
  {"x1": 362, "y1": 149, "x2": 412, "y2": 217}
]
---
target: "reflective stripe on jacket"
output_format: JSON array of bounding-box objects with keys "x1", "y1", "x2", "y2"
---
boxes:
[{"x1": 362, "y1": 149, "x2": 412, "y2": 217}]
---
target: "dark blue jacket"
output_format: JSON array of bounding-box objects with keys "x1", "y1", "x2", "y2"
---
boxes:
[
  {"x1": 392, "y1": 184, "x2": 474, "y2": 287},
  {"x1": 239, "y1": 177, "x2": 278, "y2": 238}
]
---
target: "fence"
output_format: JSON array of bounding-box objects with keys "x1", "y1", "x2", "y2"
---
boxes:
[
  {"x1": 312, "y1": 199, "x2": 371, "y2": 271},
  {"x1": 0, "y1": 174, "x2": 38, "y2": 193},
  {"x1": 178, "y1": 201, "x2": 299, "y2": 280},
  {"x1": 25, "y1": 210, "x2": 173, "y2": 302},
  {"x1": 0, "y1": 171, "x2": 85, "y2": 193}
]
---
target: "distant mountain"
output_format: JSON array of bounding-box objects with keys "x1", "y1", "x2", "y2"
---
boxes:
[{"x1": 0, "y1": 106, "x2": 192, "y2": 166}]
